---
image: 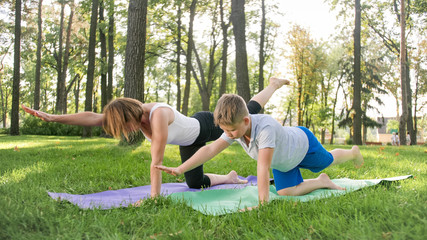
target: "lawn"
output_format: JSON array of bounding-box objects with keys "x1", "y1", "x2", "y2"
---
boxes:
[{"x1": 0, "y1": 134, "x2": 426, "y2": 239}]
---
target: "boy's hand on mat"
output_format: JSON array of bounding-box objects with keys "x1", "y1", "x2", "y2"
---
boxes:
[
  {"x1": 155, "y1": 165, "x2": 182, "y2": 176},
  {"x1": 21, "y1": 105, "x2": 53, "y2": 122}
]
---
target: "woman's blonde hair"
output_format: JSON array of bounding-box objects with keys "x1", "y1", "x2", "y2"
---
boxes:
[
  {"x1": 102, "y1": 98, "x2": 144, "y2": 140},
  {"x1": 214, "y1": 94, "x2": 248, "y2": 126}
]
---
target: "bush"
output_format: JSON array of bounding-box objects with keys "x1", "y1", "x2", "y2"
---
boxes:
[
  {"x1": 0, "y1": 128, "x2": 9, "y2": 134},
  {"x1": 345, "y1": 138, "x2": 353, "y2": 145},
  {"x1": 21, "y1": 116, "x2": 103, "y2": 136}
]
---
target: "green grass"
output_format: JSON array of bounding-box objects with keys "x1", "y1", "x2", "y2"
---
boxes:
[{"x1": 0, "y1": 134, "x2": 426, "y2": 239}]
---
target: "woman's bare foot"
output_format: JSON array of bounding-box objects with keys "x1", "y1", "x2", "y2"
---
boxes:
[
  {"x1": 318, "y1": 173, "x2": 346, "y2": 190},
  {"x1": 227, "y1": 170, "x2": 248, "y2": 184},
  {"x1": 352, "y1": 145, "x2": 364, "y2": 168}
]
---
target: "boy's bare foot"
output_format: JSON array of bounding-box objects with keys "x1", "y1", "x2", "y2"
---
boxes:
[
  {"x1": 352, "y1": 145, "x2": 364, "y2": 168},
  {"x1": 227, "y1": 170, "x2": 248, "y2": 184},
  {"x1": 318, "y1": 173, "x2": 345, "y2": 190},
  {"x1": 269, "y1": 77, "x2": 290, "y2": 89}
]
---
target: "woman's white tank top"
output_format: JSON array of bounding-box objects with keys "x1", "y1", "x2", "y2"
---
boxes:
[{"x1": 143, "y1": 103, "x2": 200, "y2": 146}]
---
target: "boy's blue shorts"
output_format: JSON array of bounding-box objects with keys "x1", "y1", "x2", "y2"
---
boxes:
[{"x1": 272, "y1": 126, "x2": 333, "y2": 191}]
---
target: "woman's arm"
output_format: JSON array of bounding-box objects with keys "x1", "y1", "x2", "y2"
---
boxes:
[
  {"x1": 149, "y1": 108, "x2": 171, "y2": 197},
  {"x1": 257, "y1": 148, "x2": 274, "y2": 204},
  {"x1": 22, "y1": 105, "x2": 103, "y2": 126}
]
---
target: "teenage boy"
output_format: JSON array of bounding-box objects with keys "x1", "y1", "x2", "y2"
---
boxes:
[{"x1": 156, "y1": 94, "x2": 364, "y2": 204}]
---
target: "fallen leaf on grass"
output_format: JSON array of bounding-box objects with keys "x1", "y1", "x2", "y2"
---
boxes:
[
  {"x1": 395, "y1": 152, "x2": 399, "y2": 156},
  {"x1": 150, "y1": 230, "x2": 183, "y2": 239},
  {"x1": 382, "y1": 232, "x2": 392, "y2": 239},
  {"x1": 14, "y1": 146, "x2": 20, "y2": 152}
]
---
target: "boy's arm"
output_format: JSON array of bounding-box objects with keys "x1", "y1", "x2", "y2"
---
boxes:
[
  {"x1": 155, "y1": 138, "x2": 230, "y2": 176},
  {"x1": 257, "y1": 147, "x2": 274, "y2": 204},
  {"x1": 22, "y1": 105, "x2": 103, "y2": 126}
]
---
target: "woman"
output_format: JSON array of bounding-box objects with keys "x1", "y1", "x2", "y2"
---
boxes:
[{"x1": 22, "y1": 77, "x2": 289, "y2": 197}]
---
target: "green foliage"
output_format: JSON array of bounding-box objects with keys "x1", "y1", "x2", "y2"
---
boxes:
[
  {"x1": 20, "y1": 117, "x2": 103, "y2": 136},
  {"x1": 0, "y1": 135, "x2": 425, "y2": 239},
  {"x1": 387, "y1": 119, "x2": 399, "y2": 133}
]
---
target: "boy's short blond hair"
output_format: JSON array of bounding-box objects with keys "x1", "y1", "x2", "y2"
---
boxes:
[
  {"x1": 102, "y1": 98, "x2": 144, "y2": 140},
  {"x1": 214, "y1": 94, "x2": 249, "y2": 126}
]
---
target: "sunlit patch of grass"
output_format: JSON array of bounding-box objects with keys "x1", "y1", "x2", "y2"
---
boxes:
[
  {"x1": 0, "y1": 135, "x2": 425, "y2": 239},
  {"x1": 0, "y1": 161, "x2": 49, "y2": 185}
]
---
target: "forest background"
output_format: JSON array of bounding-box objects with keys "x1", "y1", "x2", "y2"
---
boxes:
[{"x1": 1, "y1": 0, "x2": 426, "y2": 145}]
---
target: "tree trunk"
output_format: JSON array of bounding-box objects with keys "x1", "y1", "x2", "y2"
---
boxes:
[
  {"x1": 405, "y1": 53, "x2": 415, "y2": 145},
  {"x1": 10, "y1": 0, "x2": 21, "y2": 135},
  {"x1": 330, "y1": 79, "x2": 342, "y2": 144},
  {"x1": 34, "y1": 0, "x2": 42, "y2": 110},
  {"x1": 107, "y1": 0, "x2": 115, "y2": 104},
  {"x1": 176, "y1": 1, "x2": 182, "y2": 111},
  {"x1": 83, "y1": 0, "x2": 99, "y2": 138},
  {"x1": 74, "y1": 74, "x2": 81, "y2": 113},
  {"x1": 413, "y1": 60, "x2": 421, "y2": 145},
  {"x1": 352, "y1": 0, "x2": 362, "y2": 145},
  {"x1": 231, "y1": 0, "x2": 250, "y2": 102},
  {"x1": 219, "y1": 0, "x2": 229, "y2": 97},
  {"x1": 182, "y1": 0, "x2": 197, "y2": 116},
  {"x1": 398, "y1": 0, "x2": 408, "y2": 145},
  {"x1": 99, "y1": 0, "x2": 108, "y2": 110},
  {"x1": 258, "y1": 0, "x2": 266, "y2": 93},
  {"x1": 62, "y1": 1, "x2": 74, "y2": 114},
  {"x1": 190, "y1": 19, "x2": 219, "y2": 112},
  {"x1": 55, "y1": 1, "x2": 65, "y2": 113},
  {"x1": 124, "y1": 0, "x2": 147, "y2": 102}
]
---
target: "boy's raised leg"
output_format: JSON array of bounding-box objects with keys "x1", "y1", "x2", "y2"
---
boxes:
[{"x1": 329, "y1": 145, "x2": 364, "y2": 168}]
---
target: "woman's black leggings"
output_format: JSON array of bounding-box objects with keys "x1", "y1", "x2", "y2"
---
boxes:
[{"x1": 179, "y1": 101, "x2": 261, "y2": 188}]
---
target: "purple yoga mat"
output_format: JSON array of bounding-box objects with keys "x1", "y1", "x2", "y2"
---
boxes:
[{"x1": 48, "y1": 175, "x2": 259, "y2": 209}]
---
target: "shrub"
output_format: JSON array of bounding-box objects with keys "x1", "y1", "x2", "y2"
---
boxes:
[{"x1": 21, "y1": 116, "x2": 103, "y2": 136}]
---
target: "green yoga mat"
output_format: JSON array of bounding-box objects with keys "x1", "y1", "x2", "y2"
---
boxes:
[{"x1": 169, "y1": 175, "x2": 412, "y2": 216}]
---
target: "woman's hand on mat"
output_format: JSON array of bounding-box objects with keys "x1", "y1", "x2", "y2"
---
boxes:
[
  {"x1": 154, "y1": 165, "x2": 182, "y2": 176},
  {"x1": 21, "y1": 105, "x2": 53, "y2": 122}
]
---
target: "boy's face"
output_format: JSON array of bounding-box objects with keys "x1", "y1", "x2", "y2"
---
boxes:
[{"x1": 219, "y1": 117, "x2": 250, "y2": 139}]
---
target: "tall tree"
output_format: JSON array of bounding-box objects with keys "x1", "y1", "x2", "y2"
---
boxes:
[
  {"x1": 62, "y1": 0, "x2": 74, "y2": 114},
  {"x1": 10, "y1": 0, "x2": 21, "y2": 136},
  {"x1": 258, "y1": 0, "x2": 266, "y2": 93},
  {"x1": 83, "y1": 0, "x2": 99, "y2": 138},
  {"x1": 176, "y1": 0, "x2": 182, "y2": 111},
  {"x1": 219, "y1": 0, "x2": 230, "y2": 97},
  {"x1": 353, "y1": 0, "x2": 362, "y2": 145},
  {"x1": 398, "y1": 0, "x2": 408, "y2": 145},
  {"x1": 190, "y1": 2, "x2": 221, "y2": 111},
  {"x1": 99, "y1": 0, "x2": 108, "y2": 110},
  {"x1": 55, "y1": 0, "x2": 65, "y2": 113},
  {"x1": 231, "y1": 0, "x2": 250, "y2": 101},
  {"x1": 34, "y1": 0, "x2": 43, "y2": 110},
  {"x1": 124, "y1": 0, "x2": 148, "y2": 101},
  {"x1": 182, "y1": 0, "x2": 197, "y2": 116},
  {"x1": 107, "y1": 0, "x2": 115, "y2": 103}
]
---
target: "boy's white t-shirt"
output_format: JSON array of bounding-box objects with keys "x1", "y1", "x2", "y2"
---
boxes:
[{"x1": 220, "y1": 114, "x2": 309, "y2": 172}]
